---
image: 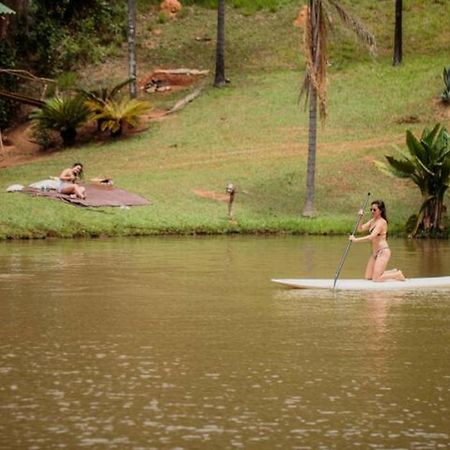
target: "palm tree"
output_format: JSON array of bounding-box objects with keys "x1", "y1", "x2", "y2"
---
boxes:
[
  {"x1": 92, "y1": 97, "x2": 151, "y2": 137},
  {"x1": 30, "y1": 95, "x2": 90, "y2": 147},
  {"x1": 393, "y1": 0, "x2": 403, "y2": 66},
  {"x1": 300, "y1": 0, "x2": 376, "y2": 216},
  {"x1": 377, "y1": 124, "x2": 450, "y2": 237},
  {"x1": 214, "y1": 0, "x2": 226, "y2": 87}
]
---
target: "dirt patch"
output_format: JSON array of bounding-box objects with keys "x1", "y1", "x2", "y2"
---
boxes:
[
  {"x1": 433, "y1": 98, "x2": 450, "y2": 121},
  {"x1": 192, "y1": 189, "x2": 229, "y2": 202},
  {"x1": 0, "y1": 121, "x2": 43, "y2": 168},
  {"x1": 140, "y1": 69, "x2": 209, "y2": 94},
  {"x1": 395, "y1": 114, "x2": 421, "y2": 125}
]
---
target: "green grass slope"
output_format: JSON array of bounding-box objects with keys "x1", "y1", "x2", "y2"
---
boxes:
[{"x1": 1, "y1": 1, "x2": 449, "y2": 239}]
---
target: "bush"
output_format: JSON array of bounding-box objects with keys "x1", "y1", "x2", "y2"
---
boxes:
[{"x1": 13, "y1": 1, "x2": 126, "y2": 76}]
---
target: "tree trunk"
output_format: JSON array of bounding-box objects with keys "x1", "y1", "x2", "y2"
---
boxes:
[
  {"x1": 127, "y1": 0, "x2": 137, "y2": 98},
  {"x1": 393, "y1": 0, "x2": 402, "y2": 66},
  {"x1": 214, "y1": 0, "x2": 226, "y2": 87},
  {"x1": 302, "y1": 0, "x2": 319, "y2": 217},
  {"x1": 303, "y1": 85, "x2": 317, "y2": 217},
  {"x1": 60, "y1": 127, "x2": 76, "y2": 147}
]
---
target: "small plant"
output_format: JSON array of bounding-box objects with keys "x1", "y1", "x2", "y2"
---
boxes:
[
  {"x1": 442, "y1": 67, "x2": 450, "y2": 103},
  {"x1": 30, "y1": 95, "x2": 90, "y2": 147},
  {"x1": 93, "y1": 98, "x2": 152, "y2": 137},
  {"x1": 157, "y1": 11, "x2": 169, "y2": 24},
  {"x1": 30, "y1": 127, "x2": 55, "y2": 150}
]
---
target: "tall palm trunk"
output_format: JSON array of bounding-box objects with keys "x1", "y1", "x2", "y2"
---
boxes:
[
  {"x1": 393, "y1": 0, "x2": 402, "y2": 66},
  {"x1": 127, "y1": 0, "x2": 137, "y2": 98},
  {"x1": 214, "y1": 0, "x2": 226, "y2": 87},
  {"x1": 303, "y1": 86, "x2": 317, "y2": 216},
  {"x1": 300, "y1": 0, "x2": 375, "y2": 217},
  {"x1": 302, "y1": 0, "x2": 321, "y2": 217}
]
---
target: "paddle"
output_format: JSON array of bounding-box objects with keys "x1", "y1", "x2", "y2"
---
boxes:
[{"x1": 333, "y1": 192, "x2": 371, "y2": 289}]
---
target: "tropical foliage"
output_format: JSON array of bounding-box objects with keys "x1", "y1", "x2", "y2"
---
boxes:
[
  {"x1": 92, "y1": 97, "x2": 151, "y2": 137},
  {"x1": 30, "y1": 95, "x2": 90, "y2": 147},
  {"x1": 377, "y1": 124, "x2": 450, "y2": 237},
  {"x1": 442, "y1": 67, "x2": 450, "y2": 103}
]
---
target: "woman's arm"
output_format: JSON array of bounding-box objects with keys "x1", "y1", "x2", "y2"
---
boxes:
[
  {"x1": 59, "y1": 168, "x2": 76, "y2": 182},
  {"x1": 356, "y1": 217, "x2": 372, "y2": 233},
  {"x1": 350, "y1": 221, "x2": 381, "y2": 243}
]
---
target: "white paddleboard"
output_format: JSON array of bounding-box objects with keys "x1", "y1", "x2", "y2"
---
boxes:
[{"x1": 271, "y1": 276, "x2": 450, "y2": 291}]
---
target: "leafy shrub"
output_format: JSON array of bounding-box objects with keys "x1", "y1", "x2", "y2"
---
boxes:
[
  {"x1": 30, "y1": 127, "x2": 55, "y2": 150},
  {"x1": 13, "y1": 0, "x2": 126, "y2": 75},
  {"x1": 158, "y1": 11, "x2": 170, "y2": 23}
]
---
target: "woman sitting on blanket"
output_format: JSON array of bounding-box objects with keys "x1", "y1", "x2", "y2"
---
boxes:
[{"x1": 58, "y1": 163, "x2": 86, "y2": 199}]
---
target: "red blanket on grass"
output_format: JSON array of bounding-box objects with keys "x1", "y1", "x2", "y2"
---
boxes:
[{"x1": 26, "y1": 183, "x2": 150, "y2": 207}]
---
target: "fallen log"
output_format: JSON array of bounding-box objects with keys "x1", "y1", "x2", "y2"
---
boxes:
[
  {"x1": 0, "y1": 90, "x2": 45, "y2": 107},
  {"x1": 166, "y1": 88, "x2": 203, "y2": 115}
]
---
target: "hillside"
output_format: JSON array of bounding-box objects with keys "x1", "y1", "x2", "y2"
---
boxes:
[{"x1": 0, "y1": 0, "x2": 449, "y2": 239}]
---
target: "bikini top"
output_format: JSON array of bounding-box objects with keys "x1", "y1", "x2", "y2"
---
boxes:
[{"x1": 369, "y1": 225, "x2": 387, "y2": 237}]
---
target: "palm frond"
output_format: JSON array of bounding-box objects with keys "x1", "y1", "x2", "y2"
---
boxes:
[
  {"x1": 93, "y1": 97, "x2": 152, "y2": 135},
  {"x1": 326, "y1": 0, "x2": 376, "y2": 54},
  {"x1": 110, "y1": 78, "x2": 134, "y2": 98},
  {"x1": 300, "y1": 1, "x2": 328, "y2": 121}
]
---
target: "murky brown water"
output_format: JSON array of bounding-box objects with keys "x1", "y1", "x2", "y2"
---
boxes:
[{"x1": 0, "y1": 236, "x2": 449, "y2": 449}]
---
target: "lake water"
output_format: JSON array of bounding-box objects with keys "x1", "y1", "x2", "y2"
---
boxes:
[{"x1": 0, "y1": 236, "x2": 449, "y2": 450}]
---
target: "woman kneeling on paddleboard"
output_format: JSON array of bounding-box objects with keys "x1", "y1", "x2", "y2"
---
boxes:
[{"x1": 349, "y1": 200, "x2": 406, "y2": 282}]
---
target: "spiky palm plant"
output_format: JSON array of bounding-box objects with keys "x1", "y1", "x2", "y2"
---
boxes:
[
  {"x1": 77, "y1": 78, "x2": 134, "y2": 130},
  {"x1": 376, "y1": 124, "x2": 450, "y2": 237},
  {"x1": 299, "y1": 0, "x2": 376, "y2": 216},
  {"x1": 92, "y1": 97, "x2": 151, "y2": 137},
  {"x1": 30, "y1": 95, "x2": 90, "y2": 147}
]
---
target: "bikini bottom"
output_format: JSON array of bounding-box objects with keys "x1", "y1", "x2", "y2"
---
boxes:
[{"x1": 373, "y1": 246, "x2": 390, "y2": 260}]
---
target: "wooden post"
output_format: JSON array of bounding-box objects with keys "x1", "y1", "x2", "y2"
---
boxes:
[{"x1": 226, "y1": 183, "x2": 236, "y2": 219}]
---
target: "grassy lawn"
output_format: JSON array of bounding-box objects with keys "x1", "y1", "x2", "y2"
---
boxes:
[{"x1": 1, "y1": 1, "x2": 449, "y2": 239}]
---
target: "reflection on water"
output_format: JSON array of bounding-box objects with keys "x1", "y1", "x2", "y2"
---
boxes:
[{"x1": 0, "y1": 236, "x2": 449, "y2": 449}]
